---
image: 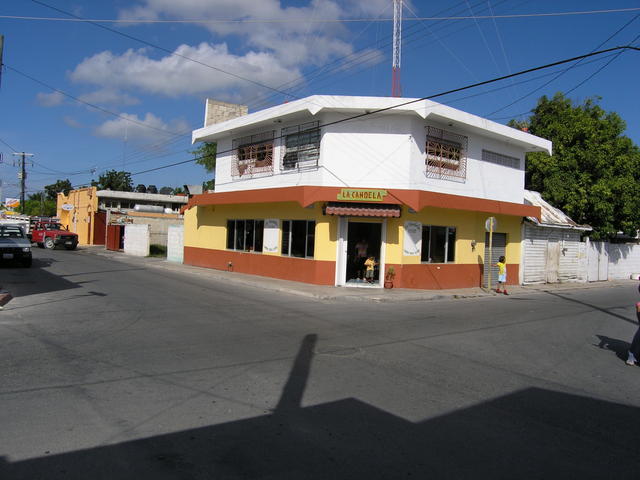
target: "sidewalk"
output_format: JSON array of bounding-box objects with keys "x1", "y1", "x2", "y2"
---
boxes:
[{"x1": 76, "y1": 245, "x2": 637, "y2": 303}]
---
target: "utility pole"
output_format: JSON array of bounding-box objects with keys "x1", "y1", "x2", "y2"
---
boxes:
[
  {"x1": 391, "y1": 0, "x2": 403, "y2": 97},
  {"x1": 12, "y1": 152, "x2": 34, "y2": 214},
  {"x1": 0, "y1": 34, "x2": 5, "y2": 88}
]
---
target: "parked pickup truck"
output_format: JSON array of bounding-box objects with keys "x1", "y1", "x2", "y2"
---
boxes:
[
  {"x1": 31, "y1": 221, "x2": 79, "y2": 250},
  {"x1": 0, "y1": 223, "x2": 32, "y2": 267}
]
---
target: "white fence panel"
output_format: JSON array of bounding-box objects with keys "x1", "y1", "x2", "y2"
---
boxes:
[
  {"x1": 124, "y1": 224, "x2": 150, "y2": 257},
  {"x1": 167, "y1": 225, "x2": 184, "y2": 263},
  {"x1": 587, "y1": 241, "x2": 609, "y2": 281},
  {"x1": 608, "y1": 243, "x2": 640, "y2": 279},
  {"x1": 577, "y1": 242, "x2": 588, "y2": 282}
]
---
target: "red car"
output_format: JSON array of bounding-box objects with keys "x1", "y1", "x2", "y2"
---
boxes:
[{"x1": 31, "y1": 221, "x2": 79, "y2": 250}]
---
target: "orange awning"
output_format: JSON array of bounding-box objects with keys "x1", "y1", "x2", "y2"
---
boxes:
[{"x1": 324, "y1": 202, "x2": 401, "y2": 217}]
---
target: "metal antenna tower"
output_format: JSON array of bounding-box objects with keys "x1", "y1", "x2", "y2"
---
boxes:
[{"x1": 391, "y1": 0, "x2": 403, "y2": 97}]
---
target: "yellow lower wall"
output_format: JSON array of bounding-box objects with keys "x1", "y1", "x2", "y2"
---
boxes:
[
  {"x1": 392, "y1": 206, "x2": 522, "y2": 266},
  {"x1": 184, "y1": 202, "x2": 522, "y2": 266},
  {"x1": 184, "y1": 202, "x2": 339, "y2": 262}
]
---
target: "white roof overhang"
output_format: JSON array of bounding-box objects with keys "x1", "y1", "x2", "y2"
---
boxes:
[{"x1": 192, "y1": 95, "x2": 552, "y2": 154}]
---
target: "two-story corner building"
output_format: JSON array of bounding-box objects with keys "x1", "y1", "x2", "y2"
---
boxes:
[{"x1": 183, "y1": 95, "x2": 551, "y2": 290}]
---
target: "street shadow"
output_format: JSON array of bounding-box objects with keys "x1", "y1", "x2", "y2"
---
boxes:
[
  {"x1": 2, "y1": 334, "x2": 640, "y2": 479},
  {"x1": 594, "y1": 334, "x2": 630, "y2": 362},
  {"x1": 544, "y1": 290, "x2": 638, "y2": 325},
  {"x1": 1, "y1": 257, "x2": 84, "y2": 300}
]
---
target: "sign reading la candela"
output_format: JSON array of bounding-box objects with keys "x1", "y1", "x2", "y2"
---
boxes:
[{"x1": 336, "y1": 188, "x2": 388, "y2": 202}]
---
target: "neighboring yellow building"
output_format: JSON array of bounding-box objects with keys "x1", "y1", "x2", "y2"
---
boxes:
[
  {"x1": 57, "y1": 187, "x2": 188, "y2": 246},
  {"x1": 57, "y1": 187, "x2": 99, "y2": 245}
]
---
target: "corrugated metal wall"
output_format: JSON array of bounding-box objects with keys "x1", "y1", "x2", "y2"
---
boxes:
[
  {"x1": 483, "y1": 232, "x2": 506, "y2": 288},
  {"x1": 522, "y1": 225, "x2": 582, "y2": 284}
]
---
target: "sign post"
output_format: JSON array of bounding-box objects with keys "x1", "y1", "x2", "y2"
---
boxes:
[{"x1": 485, "y1": 217, "x2": 498, "y2": 291}]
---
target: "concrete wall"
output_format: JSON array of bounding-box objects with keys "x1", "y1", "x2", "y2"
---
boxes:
[
  {"x1": 126, "y1": 215, "x2": 183, "y2": 247},
  {"x1": 204, "y1": 99, "x2": 247, "y2": 127},
  {"x1": 167, "y1": 225, "x2": 184, "y2": 263},
  {"x1": 124, "y1": 224, "x2": 150, "y2": 257},
  {"x1": 608, "y1": 243, "x2": 640, "y2": 279}
]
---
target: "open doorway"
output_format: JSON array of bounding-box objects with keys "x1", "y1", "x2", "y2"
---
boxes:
[{"x1": 346, "y1": 222, "x2": 382, "y2": 286}]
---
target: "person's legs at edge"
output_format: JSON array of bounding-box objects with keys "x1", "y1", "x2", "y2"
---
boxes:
[{"x1": 626, "y1": 303, "x2": 640, "y2": 365}]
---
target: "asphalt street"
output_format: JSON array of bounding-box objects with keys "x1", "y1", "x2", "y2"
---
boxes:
[{"x1": 1, "y1": 248, "x2": 640, "y2": 479}]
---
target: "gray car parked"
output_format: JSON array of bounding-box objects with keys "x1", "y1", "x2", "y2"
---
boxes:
[{"x1": 0, "y1": 224, "x2": 32, "y2": 267}]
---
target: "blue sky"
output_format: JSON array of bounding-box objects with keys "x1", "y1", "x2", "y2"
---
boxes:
[{"x1": 1, "y1": 0, "x2": 639, "y2": 200}]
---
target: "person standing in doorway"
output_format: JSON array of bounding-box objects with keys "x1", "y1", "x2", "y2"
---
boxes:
[
  {"x1": 364, "y1": 256, "x2": 377, "y2": 283},
  {"x1": 494, "y1": 256, "x2": 508, "y2": 295},
  {"x1": 354, "y1": 238, "x2": 368, "y2": 281},
  {"x1": 625, "y1": 296, "x2": 640, "y2": 366}
]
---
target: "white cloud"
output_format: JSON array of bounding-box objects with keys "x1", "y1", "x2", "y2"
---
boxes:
[
  {"x1": 78, "y1": 88, "x2": 140, "y2": 106},
  {"x1": 117, "y1": 0, "x2": 387, "y2": 67},
  {"x1": 70, "y1": 43, "x2": 302, "y2": 99},
  {"x1": 63, "y1": 116, "x2": 84, "y2": 129},
  {"x1": 36, "y1": 91, "x2": 65, "y2": 107},
  {"x1": 94, "y1": 113, "x2": 190, "y2": 143}
]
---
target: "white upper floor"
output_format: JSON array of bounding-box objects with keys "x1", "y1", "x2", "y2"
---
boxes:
[{"x1": 192, "y1": 95, "x2": 552, "y2": 204}]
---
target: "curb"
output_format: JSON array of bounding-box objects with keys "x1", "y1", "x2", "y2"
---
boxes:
[{"x1": 74, "y1": 246, "x2": 637, "y2": 303}]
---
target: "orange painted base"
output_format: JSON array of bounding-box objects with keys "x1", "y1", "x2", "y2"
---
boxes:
[
  {"x1": 185, "y1": 247, "x2": 520, "y2": 290},
  {"x1": 388, "y1": 263, "x2": 519, "y2": 290},
  {"x1": 184, "y1": 246, "x2": 335, "y2": 285}
]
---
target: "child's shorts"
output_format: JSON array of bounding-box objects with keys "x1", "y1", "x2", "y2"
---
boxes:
[
  {"x1": 365, "y1": 270, "x2": 374, "y2": 279},
  {"x1": 498, "y1": 274, "x2": 506, "y2": 283}
]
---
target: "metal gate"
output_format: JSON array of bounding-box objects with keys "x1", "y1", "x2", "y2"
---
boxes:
[
  {"x1": 106, "y1": 225, "x2": 124, "y2": 251},
  {"x1": 483, "y1": 232, "x2": 506, "y2": 288},
  {"x1": 587, "y1": 241, "x2": 609, "y2": 281}
]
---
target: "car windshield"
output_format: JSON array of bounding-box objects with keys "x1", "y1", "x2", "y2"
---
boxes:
[
  {"x1": 0, "y1": 226, "x2": 26, "y2": 238},
  {"x1": 45, "y1": 223, "x2": 65, "y2": 230}
]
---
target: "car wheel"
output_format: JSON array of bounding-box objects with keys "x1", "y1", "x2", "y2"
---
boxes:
[
  {"x1": 21, "y1": 258, "x2": 32, "y2": 268},
  {"x1": 44, "y1": 237, "x2": 55, "y2": 249}
]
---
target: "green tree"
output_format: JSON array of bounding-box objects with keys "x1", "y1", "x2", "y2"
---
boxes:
[
  {"x1": 24, "y1": 192, "x2": 56, "y2": 217},
  {"x1": 191, "y1": 142, "x2": 216, "y2": 189},
  {"x1": 91, "y1": 170, "x2": 133, "y2": 191},
  {"x1": 44, "y1": 179, "x2": 72, "y2": 201},
  {"x1": 512, "y1": 93, "x2": 640, "y2": 240}
]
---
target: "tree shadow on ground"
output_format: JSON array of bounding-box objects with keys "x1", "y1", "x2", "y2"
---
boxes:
[{"x1": 1, "y1": 334, "x2": 639, "y2": 480}]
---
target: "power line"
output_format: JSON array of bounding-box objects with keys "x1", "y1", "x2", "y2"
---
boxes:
[
  {"x1": 251, "y1": 0, "x2": 512, "y2": 111},
  {"x1": 0, "y1": 136, "x2": 18, "y2": 152},
  {"x1": 86, "y1": 45, "x2": 638, "y2": 185},
  {"x1": 45, "y1": 51, "x2": 614, "y2": 188},
  {"x1": 31, "y1": 0, "x2": 302, "y2": 101},
  {"x1": 4, "y1": 64, "x2": 183, "y2": 137},
  {"x1": 6, "y1": 7, "x2": 640, "y2": 23},
  {"x1": 485, "y1": 13, "x2": 640, "y2": 117}
]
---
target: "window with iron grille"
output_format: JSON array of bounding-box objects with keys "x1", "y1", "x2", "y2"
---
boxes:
[
  {"x1": 425, "y1": 126, "x2": 468, "y2": 182},
  {"x1": 226, "y1": 219, "x2": 264, "y2": 252},
  {"x1": 231, "y1": 131, "x2": 275, "y2": 177},
  {"x1": 482, "y1": 149, "x2": 520, "y2": 169},
  {"x1": 421, "y1": 225, "x2": 456, "y2": 263},
  {"x1": 281, "y1": 220, "x2": 315, "y2": 258},
  {"x1": 281, "y1": 121, "x2": 320, "y2": 171}
]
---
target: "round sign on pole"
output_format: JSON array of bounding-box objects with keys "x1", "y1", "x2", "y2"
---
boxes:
[
  {"x1": 61, "y1": 203, "x2": 75, "y2": 211},
  {"x1": 485, "y1": 217, "x2": 498, "y2": 232}
]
